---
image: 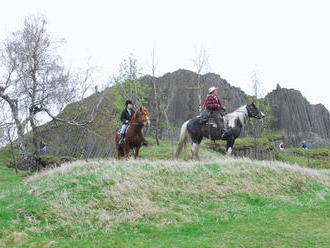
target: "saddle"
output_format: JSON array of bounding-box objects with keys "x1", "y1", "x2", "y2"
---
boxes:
[
  {"x1": 199, "y1": 111, "x2": 211, "y2": 124},
  {"x1": 199, "y1": 112, "x2": 221, "y2": 128},
  {"x1": 206, "y1": 117, "x2": 218, "y2": 128}
]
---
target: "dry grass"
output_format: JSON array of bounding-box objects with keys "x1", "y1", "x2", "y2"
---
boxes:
[
  {"x1": 0, "y1": 232, "x2": 29, "y2": 247},
  {"x1": 19, "y1": 157, "x2": 330, "y2": 237}
]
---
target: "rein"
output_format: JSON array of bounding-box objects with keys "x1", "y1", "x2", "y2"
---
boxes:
[
  {"x1": 129, "y1": 113, "x2": 149, "y2": 126},
  {"x1": 130, "y1": 122, "x2": 145, "y2": 126}
]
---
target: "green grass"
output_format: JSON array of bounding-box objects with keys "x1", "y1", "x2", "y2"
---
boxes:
[
  {"x1": 261, "y1": 130, "x2": 283, "y2": 140},
  {"x1": 0, "y1": 164, "x2": 23, "y2": 190},
  {"x1": 278, "y1": 148, "x2": 330, "y2": 169},
  {"x1": 1, "y1": 142, "x2": 330, "y2": 247},
  {"x1": 233, "y1": 137, "x2": 274, "y2": 149},
  {"x1": 139, "y1": 137, "x2": 220, "y2": 160},
  {"x1": 0, "y1": 149, "x2": 29, "y2": 190},
  {"x1": 285, "y1": 148, "x2": 330, "y2": 158},
  {"x1": 0, "y1": 157, "x2": 329, "y2": 247},
  {"x1": 277, "y1": 154, "x2": 329, "y2": 169},
  {"x1": 205, "y1": 136, "x2": 275, "y2": 155}
]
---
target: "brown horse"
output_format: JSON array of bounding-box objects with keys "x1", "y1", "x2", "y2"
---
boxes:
[{"x1": 115, "y1": 106, "x2": 150, "y2": 159}]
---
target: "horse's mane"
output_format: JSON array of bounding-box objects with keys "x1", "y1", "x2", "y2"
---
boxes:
[
  {"x1": 131, "y1": 110, "x2": 139, "y2": 120},
  {"x1": 129, "y1": 106, "x2": 150, "y2": 125},
  {"x1": 131, "y1": 107, "x2": 144, "y2": 120},
  {"x1": 224, "y1": 105, "x2": 248, "y2": 129}
]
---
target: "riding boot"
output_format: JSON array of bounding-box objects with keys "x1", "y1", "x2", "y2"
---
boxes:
[
  {"x1": 214, "y1": 114, "x2": 224, "y2": 135},
  {"x1": 119, "y1": 133, "x2": 125, "y2": 145}
]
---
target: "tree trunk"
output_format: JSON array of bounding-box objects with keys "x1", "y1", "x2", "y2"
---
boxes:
[
  {"x1": 197, "y1": 74, "x2": 202, "y2": 113},
  {"x1": 0, "y1": 94, "x2": 28, "y2": 160},
  {"x1": 30, "y1": 117, "x2": 40, "y2": 171},
  {"x1": 16, "y1": 125, "x2": 28, "y2": 160},
  {"x1": 10, "y1": 99, "x2": 28, "y2": 161},
  {"x1": 152, "y1": 77, "x2": 160, "y2": 145}
]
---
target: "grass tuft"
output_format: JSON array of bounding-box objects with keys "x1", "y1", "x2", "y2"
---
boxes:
[{"x1": 1, "y1": 157, "x2": 329, "y2": 247}]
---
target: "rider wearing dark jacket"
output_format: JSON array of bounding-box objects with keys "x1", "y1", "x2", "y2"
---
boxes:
[
  {"x1": 120, "y1": 106, "x2": 135, "y2": 124},
  {"x1": 118, "y1": 100, "x2": 135, "y2": 144}
]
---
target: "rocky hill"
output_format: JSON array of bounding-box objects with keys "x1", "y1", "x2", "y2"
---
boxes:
[
  {"x1": 267, "y1": 84, "x2": 330, "y2": 147},
  {"x1": 142, "y1": 69, "x2": 249, "y2": 139},
  {"x1": 31, "y1": 69, "x2": 330, "y2": 158},
  {"x1": 143, "y1": 69, "x2": 248, "y2": 124},
  {"x1": 142, "y1": 70, "x2": 330, "y2": 148}
]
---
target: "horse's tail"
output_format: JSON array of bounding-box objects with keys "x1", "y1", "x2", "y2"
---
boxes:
[{"x1": 175, "y1": 120, "x2": 190, "y2": 159}]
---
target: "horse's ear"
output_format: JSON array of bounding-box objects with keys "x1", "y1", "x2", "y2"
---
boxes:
[{"x1": 139, "y1": 106, "x2": 143, "y2": 112}]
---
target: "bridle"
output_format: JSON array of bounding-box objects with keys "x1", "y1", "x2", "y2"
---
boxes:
[
  {"x1": 246, "y1": 104, "x2": 260, "y2": 118},
  {"x1": 130, "y1": 111, "x2": 149, "y2": 125}
]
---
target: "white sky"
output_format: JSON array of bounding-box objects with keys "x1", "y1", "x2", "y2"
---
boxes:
[{"x1": 1, "y1": 0, "x2": 330, "y2": 110}]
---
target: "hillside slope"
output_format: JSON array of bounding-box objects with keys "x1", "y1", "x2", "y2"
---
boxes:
[
  {"x1": 23, "y1": 69, "x2": 330, "y2": 160},
  {"x1": 1, "y1": 157, "x2": 329, "y2": 247}
]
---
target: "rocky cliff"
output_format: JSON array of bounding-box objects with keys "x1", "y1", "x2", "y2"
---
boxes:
[
  {"x1": 143, "y1": 71, "x2": 330, "y2": 147},
  {"x1": 142, "y1": 69, "x2": 249, "y2": 138},
  {"x1": 30, "y1": 70, "x2": 330, "y2": 158},
  {"x1": 266, "y1": 84, "x2": 330, "y2": 147}
]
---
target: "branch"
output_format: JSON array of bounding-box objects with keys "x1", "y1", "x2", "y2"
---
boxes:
[
  {"x1": 50, "y1": 80, "x2": 106, "y2": 127},
  {"x1": 42, "y1": 108, "x2": 93, "y2": 126},
  {"x1": 0, "y1": 121, "x2": 15, "y2": 129}
]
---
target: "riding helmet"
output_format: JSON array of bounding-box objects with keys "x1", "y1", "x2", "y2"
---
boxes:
[{"x1": 125, "y1": 100, "x2": 133, "y2": 106}]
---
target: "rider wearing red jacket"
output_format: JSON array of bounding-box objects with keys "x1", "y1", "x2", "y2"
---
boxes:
[
  {"x1": 204, "y1": 86, "x2": 227, "y2": 135},
  {"x1": 204, "y1": 87, "x2": 226, "y2": 112}
]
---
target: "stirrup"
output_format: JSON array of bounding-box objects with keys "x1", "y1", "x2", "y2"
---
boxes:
[{"x1": 119, "y1": 136, "x2": 125, "y2": 145}]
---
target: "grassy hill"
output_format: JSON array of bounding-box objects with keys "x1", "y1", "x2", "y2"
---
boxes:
[{"x1": 1, "y1": 141, "x2": 330, "y2": 247}]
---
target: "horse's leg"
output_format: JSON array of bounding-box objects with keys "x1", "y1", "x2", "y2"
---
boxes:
[
  {"x1": 134, "y1": 146, "x2": 140, "y2": 159},
  {"x1": 175, "y1": 120, "x2": 190, "y2": 159},
  {"x1": 124, "y1": 145, "x2": 130, "y2": 159},
  {"x1": 226, "y1": 136, "x2": 235, "y2": 156},
  {"x1": 191, "y1": 142, "x2": 201, "y2": 160},
  {"x1": 117, "y1": 147, "x2": 121, "y2": 160},
  {"x1": 120, "y1": 146, "x2": 126, "y2": 160}
]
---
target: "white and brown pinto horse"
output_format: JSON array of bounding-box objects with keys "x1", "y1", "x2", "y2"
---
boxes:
[{"x1": 175, "y1": 103, "x2": 265, "y2": 160}]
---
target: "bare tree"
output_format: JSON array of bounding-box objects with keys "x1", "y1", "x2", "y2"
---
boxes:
[
  {"x1": 250, "y1": 70, "x2": 263, "y2": 159},
  {"x1": 149, "y1": 49, "x2": 160, "y2": 145},
  {"x1": 192, "y1": 47, "x2": 209, "y2": 113},
  {"x1": 0, "y1": 15, "x2": 96, "y2": 167},
  {"x1": 0, "y1": 109, "x2": 14, "y2": 148},
  {"x1": 158, "y1": 85, "x2": 176, "y2": 137},
  {"x1": 0, "y1": 34, "x2": 29, "y2": 158}
]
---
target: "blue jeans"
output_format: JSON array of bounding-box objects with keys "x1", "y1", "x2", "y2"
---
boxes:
[{"x1": 120, "y1": 124, "x2": 129, "y2": 135}]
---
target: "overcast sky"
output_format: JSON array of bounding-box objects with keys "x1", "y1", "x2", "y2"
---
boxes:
[{"x1": 1, "y1": 0, "x2": 330, "y2": 110}]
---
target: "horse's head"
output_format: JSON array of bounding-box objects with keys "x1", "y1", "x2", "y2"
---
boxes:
[
  {"x1": 246, "y1": 103, "x2": 265, "y2": 119},
  {"x1": 134, "y1": 106, "x2": 151, "y2": 126}
]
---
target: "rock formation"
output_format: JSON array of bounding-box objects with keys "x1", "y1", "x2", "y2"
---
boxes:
[{"x1": 266, "y1": 86, "x2": 330, "y2": 147}]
